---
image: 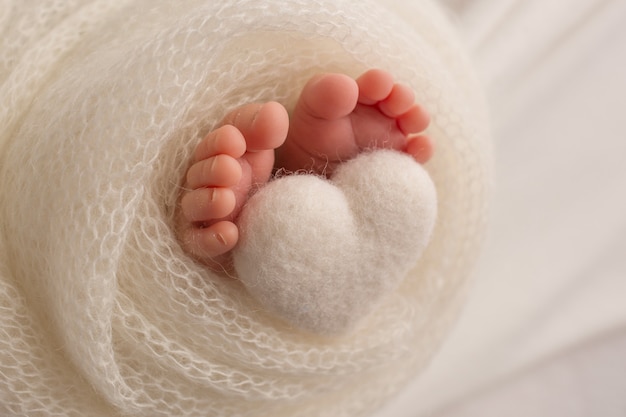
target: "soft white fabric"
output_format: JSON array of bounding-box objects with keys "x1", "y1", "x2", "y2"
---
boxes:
[
  {"x1": 373, "y1": 0, "x2": 626, "y2": 416},
  {"x1": 433, "y1": 329, "x2": 626, "y2": 417},
  {"x1": 0, "y1": 0, "x2": 490, "y2": 416}
]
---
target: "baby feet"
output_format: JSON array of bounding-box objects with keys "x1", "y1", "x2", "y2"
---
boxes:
[
  {"x1": 176, "y1": 69, "x2": 433, "y2": 265},
  {"x1": 275, "y1": 69, "x2": 433, "y2": 175},
  {"x1": 175, "y1": 102, "x2": 288, "y2": 266}
]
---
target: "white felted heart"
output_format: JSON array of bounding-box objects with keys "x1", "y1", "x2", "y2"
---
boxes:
[{"x1": 233, "y1": 150, "x2": 437, "y2": 335}]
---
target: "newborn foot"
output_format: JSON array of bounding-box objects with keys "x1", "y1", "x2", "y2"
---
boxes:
[
  {"x1": 176, "y1": 102, "x2": 288, "y2": 267},
  {"x1": 275, "y1": 69, "x2": 433, "y2": 175}
]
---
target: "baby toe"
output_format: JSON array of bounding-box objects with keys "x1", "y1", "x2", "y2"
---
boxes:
[
  {"x1": 183, "y1": 221, "x2": 239, "y2": 259},
  {"x1": 356, "y1": 69, "x2": 395, "y2": 105},
  {"x1": 378, "y1": 83, "x2": 415, "y2": 117},
  {"x1": 247, "y1": 101, "x2": 289, "y2": 151},
  {"x1": 299, "y1": 73, "x2": 358, "y2": 120},
  {"x1": 186, "y1": 154, "x2": 242, "y2": 189},
  {"x1": 180, "y1": 187, "x2": 236, "y2": 223},
  {"x1": 194, "y1": 125, "x2": 246, "y2": 162},
  {"x1": 221, "y1": 102, "x2": 288, "y2": 151},
  {"x1": 397, "y1": 104, "x2": 431, "y2": 135},
  {"x1": 405, "y1": 134, "x2": 434, "y2": 164}
]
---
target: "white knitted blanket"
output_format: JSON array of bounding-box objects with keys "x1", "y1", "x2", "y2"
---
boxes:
[{"x1": 0, "y1": 0, "x2": 490, "y2": 416}]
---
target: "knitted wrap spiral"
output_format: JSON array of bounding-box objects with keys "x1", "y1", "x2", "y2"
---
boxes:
[{"x1": 0, "y1": 0, "x2": 491, "y2": 416}]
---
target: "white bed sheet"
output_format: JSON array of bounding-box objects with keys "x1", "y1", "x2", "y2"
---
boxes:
[{"x1": 375, "y1": 0, "x2": 626, "y2": 415}]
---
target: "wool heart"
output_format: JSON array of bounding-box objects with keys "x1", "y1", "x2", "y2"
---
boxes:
[{"x1": 232, "y1": 150, "x2": 437, "y2": 335}]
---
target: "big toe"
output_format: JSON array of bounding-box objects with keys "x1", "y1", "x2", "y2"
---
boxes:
[
  {"x1": 299, "y1": 73, "x2": 359, "y2": 120},
  {"x1": 221, "y1": 101, "x2": 289, "y2": 151}
]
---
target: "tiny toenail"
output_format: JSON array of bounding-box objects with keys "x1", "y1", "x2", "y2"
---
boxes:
[
  {"x1": 216, "y1": 233, "x2": 228, "y2": 246},
  {"x1": 210, "y1": 188, "x2": 218, "y2": 203}
]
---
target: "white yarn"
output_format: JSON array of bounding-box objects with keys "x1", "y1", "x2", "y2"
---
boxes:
[
  {"x1": 0, "y1": 0, "x2": 491, "y2": 416},
  {"x1": 234, "y1": 151, "x2": 437, "y2": 335}
]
